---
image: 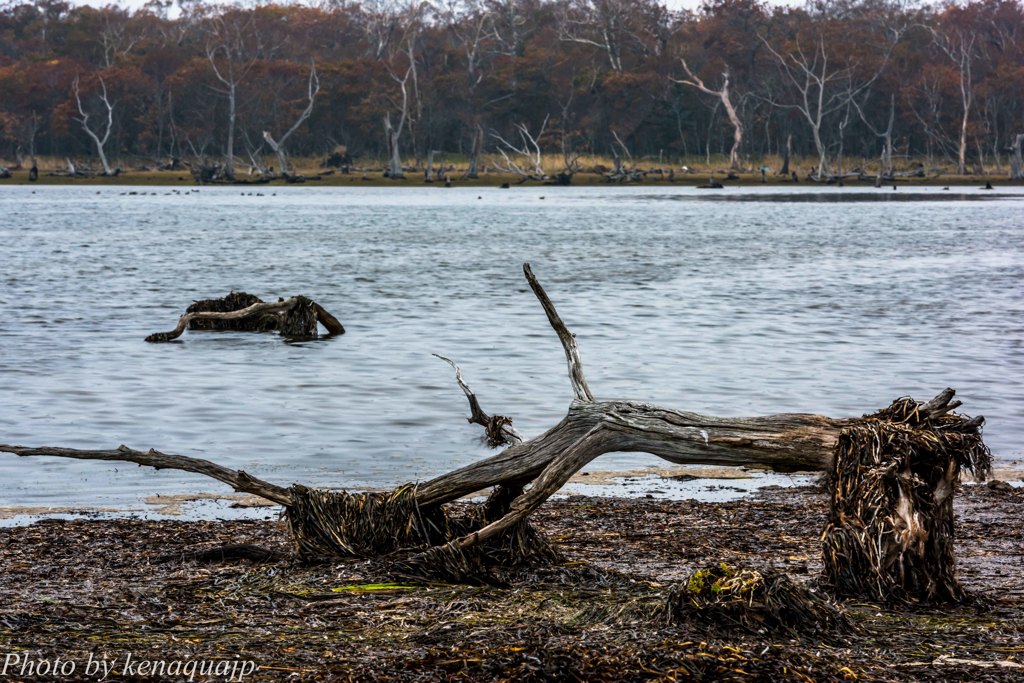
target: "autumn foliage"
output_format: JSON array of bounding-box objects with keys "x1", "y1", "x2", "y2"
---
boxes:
[{"x1": 0, "y1": 0, "x2": 1021, "y2": 175}]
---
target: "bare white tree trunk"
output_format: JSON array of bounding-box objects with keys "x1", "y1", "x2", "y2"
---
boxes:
[
  {"x1": 1010, "y1": 133, "x2": 1023, "y2": 180},
  {"x1": 382, "y1": 65, "x2": 412, "y2": 179},
  {"x1": 673, "y1": 60, "x2": 743, "y2": 170},
  {"x1": 72, "y1": 75, "x2": 115, "y2": 176},
  {"x1": 931, "y1": 28, "x2": 975, "y2": 176},
  {"x1": 205, "y1": 15, "x2": 258, "y2": 181},
  {"x1": 852, "y1": 93, "x2": 896, "y2": 180},
  {"x1": 206, "y1": 49, "x2": 239, "y2": 180},
  {"x1": 761, "y1": 32, "x2": 895, "y2": 180},
  {"x1": 262, "y1": 64, "x2": 320, "y2": 177},
  {"x1": 467, "y1": 123, "x2": 483, "y2": 178}
]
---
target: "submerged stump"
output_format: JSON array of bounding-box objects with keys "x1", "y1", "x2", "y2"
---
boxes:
[
  {"x1": 822, "y1": 394, "x2": 991, "y2": 603},
  {"x1": 145, "y1": 291, "x2": 344, "y2": 342}
]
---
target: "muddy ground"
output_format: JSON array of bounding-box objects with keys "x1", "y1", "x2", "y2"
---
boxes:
[{"x1": 1, "y1": 483, "x2": 1021, "y2": 682}]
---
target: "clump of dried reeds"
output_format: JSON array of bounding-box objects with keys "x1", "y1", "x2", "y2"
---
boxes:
[
  {"x1": 822, "y1": 395, "x2": 991, "y2": 603},
  {"x1": 284, "y1": 484, "x2": 558, "y2": 582},
  {"x1": 663, "y1": 562, "x2": 849, "y2": 636},
  {"x1": 284, "y1": 484, "x2": 448, "y2": 561}
]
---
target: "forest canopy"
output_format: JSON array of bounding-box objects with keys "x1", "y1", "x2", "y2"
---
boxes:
[{"x1": 1, "y1": 0, "x2": 1022, "y2": 177}]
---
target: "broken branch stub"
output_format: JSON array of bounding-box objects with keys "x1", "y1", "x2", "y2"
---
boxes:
[
  {"x1": 434, "y1": 354, "x2": 522, "y2": 448},
  {"x1": 145, "y1": 292, "x2": 344, "y2": 342}
]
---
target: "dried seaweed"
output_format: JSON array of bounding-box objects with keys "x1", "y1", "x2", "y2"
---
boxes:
[
  {"x1": 822, "y1": 396, "x2": 992, "y2": 603},
  {"x1": 663, "y1": 562, "x2": 850, "y2": 637},
  {"x1": 2, "y1": 486, "x2": 1022, "y2": 682}
]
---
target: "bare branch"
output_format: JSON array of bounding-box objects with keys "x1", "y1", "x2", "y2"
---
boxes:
[
  {"x1": 522, "y1": 262, "x2": 593, "y2": 403},
  {"x1": 0, "y1": 444, "x2": 293, "y2": 506},
  {"x1": 434, "y1": 355, "x2": 523, "y2": 447},
  {"x1": 490, "y1": 116, "x2": 548, "y2": 178}
]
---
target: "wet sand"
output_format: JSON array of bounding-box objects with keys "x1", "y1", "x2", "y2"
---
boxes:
[{"x1": 1, "y1": 482, "x2": 1022, "y2": 682}]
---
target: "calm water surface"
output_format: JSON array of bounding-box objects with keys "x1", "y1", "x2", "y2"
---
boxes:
[{"x1": 1, "y1": 184, "x2": 1021, "y2": 509}]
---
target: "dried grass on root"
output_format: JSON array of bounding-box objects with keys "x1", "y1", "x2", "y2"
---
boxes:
[
  {"x1": 284, "y1": 484, "x2": 559, "y2": 584},
  {"x1": 823, "y1": 396, "x2": 991, "y2": 603}
]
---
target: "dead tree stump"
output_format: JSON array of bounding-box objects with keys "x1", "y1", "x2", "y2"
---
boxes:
[
  {"x1": 145, "y1": 292, "x2": 344, "y2": 342},
  {"x1": 822, "y1": 393, "x2": 991, "y2": 603}
]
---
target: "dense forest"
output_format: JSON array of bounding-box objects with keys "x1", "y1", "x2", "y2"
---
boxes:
[{"x1": 0, "y1": 0, "x2": 1022, "y2": 179}]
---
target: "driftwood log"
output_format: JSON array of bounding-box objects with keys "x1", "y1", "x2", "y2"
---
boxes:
[
  {"x1": 2, "y1": 264, "x2": 991, "y2": 597},
  {"x1": 145, "y1": 291, "x2": 344, "y2": 342}
]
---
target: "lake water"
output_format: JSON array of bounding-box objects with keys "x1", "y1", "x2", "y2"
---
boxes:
[{"x1": 1, "y1": 184, "x2": 1022, "y2": 511}]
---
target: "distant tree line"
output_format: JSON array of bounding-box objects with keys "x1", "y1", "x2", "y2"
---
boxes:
[{"x1": 1, "y1": 0, "x2": 1022, "y2": 178}]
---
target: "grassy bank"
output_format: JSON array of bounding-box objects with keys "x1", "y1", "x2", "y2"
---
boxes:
[{"x1": 3, "y1": 154, "x2": 1022, "y2": 188}]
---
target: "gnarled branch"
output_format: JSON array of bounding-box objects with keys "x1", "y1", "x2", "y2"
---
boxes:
[
  {"x1": 0, "y1": 444, "x2": 292, "y2": 506},
  {"x1": 434, "y1": 354, "x2": 522, "y2": 448}
]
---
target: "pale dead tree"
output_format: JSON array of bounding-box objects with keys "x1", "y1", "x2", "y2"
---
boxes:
[
  {"x1": 205, "y1": 15, "x2": 258, "y2": 180},
  {"x1": 72, "y1": 75, "x2": 115, "y2": 176},
  {"x1": 1010, "y1": 134, "x2": 1024, "y2": 181},
  {"x1": 608, "y1": 129, "x2": 642, "y2": 182},
  {"x1": 99, "y1": 12, "x2": 139, "y2": 68},
  {"x1": 759, "y1": 33, "x2": 888, "y2": 179},
  {"x1": 240, "y1": 128, "x2": 270, "y2": 176},
  {"x1": 491, "y1": 116, "x2": 549, "y2": 180},
  {"x1": 672, "y1": 59, "x2": 743, "y2": 170},
  {"x1": 852, "y1": 93, "x2": 896, "y2": 180},
  {"x1": 556, "y1": 0, "x2": 669, "y2": 72},
  {"x1": 443, "y1": 0, "x2": 498, "y2": 177},
  {"x1": 487, "y1": 0, "x2": 529, "y2": 58},
  {"x1": 557, "y1": 0, "x2": 626, "y2": 71},
  {"x1": 929, "y1": 26, "x2": 976, "y2": 176},
  {"x1": 384, "y1": 65, "x2": 413, "y2": 178},
  {"x1": 362, "y1": 0, "x2": 403, "y2": 60},
  {"x1": 262, "y1": 64, "x2": 320, "y2": 177},
  {"x1": 365, "y1": 1, "x2": 424, "y2": 178}
]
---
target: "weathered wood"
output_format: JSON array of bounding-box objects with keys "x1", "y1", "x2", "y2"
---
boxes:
[
  {"x1": 145, "y1": 298, "x2": 302, "y2": 342},
  {"x1": 413, "y1": 399, "x2": 849, "y2": 508},
  {"x1": 434, "y1": 354, "x2": 522, "y2": 448},
  {"x1": 523, "y1": 263, "x2": 592, "y2": 402},
  {"x1": 0, "y1": 444, "x2": 292, "y2": 506},
  {"x1": 673, "y1": 60, "x2": 743, "y2": 171}
]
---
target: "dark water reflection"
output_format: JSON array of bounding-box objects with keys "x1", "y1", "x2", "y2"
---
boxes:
[{"x1": 1, "y1": 185, "x2": 1021, "y2": 508}]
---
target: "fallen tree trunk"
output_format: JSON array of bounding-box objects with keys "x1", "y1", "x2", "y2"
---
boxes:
[{"x1": 0, "y1": 264, "x2": 990, "y2": 594}]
